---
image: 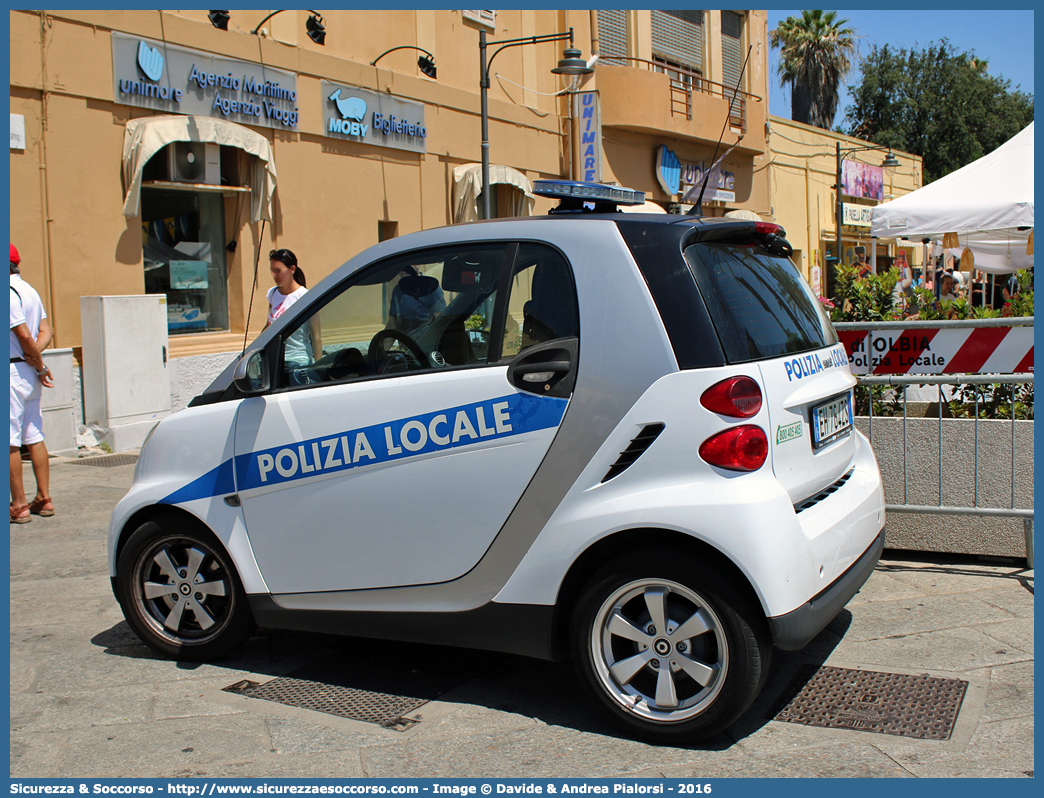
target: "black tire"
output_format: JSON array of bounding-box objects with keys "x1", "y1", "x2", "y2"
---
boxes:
[
  {"x1": 115, "y1": 513, "x2": 256, "y2": 661},
  {"x1": 570, "y1": 550, "x2": 771, "y2": 743}
]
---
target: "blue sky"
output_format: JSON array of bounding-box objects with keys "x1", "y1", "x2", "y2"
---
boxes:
[{"x1": 766, "y1": 9, "x2": 1035, "y2": 126}]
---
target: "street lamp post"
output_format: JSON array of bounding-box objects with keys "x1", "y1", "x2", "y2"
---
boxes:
[
  {"x1": 479, "y1": 27, "x2": 592, "y2": 219},
  {"x1": 834, "y1": 141, "x2": 900, "y2": 281}
]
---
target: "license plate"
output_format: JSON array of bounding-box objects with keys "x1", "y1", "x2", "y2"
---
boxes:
[{"x1": 811, "y1": 391, "x2": 853, "y2": 450}]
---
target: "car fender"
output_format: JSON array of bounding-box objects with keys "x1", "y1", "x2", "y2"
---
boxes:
[{"x1": 107, "y1": 399, "x2": 270, "y2": 595}]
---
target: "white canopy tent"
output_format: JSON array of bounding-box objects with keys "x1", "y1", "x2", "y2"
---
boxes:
[{"x1": 870, "y1": 122, "x2": 1033, "y2": 274}]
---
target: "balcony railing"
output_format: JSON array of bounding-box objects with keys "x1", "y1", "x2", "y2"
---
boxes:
[{"x1": 600, "y1": 56, "x2": 760, "y2": 132}]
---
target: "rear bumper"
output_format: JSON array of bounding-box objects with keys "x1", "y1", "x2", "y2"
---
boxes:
[{"x1": 768, "y1": 528, "x2": 885, "y2": 650}]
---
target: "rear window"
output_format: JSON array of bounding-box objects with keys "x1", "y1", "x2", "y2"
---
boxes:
[{"x1": 685, "y1": 242, "x2": 836, "y2": 364}]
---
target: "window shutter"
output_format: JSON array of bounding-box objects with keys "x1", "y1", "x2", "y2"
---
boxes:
[
  {"x1": 597, "y1": 9, "x2": 628, "y2": 58},
  {"x1": 651, "y1": 10, "x2": 703, "y2": 71},
  {"x1": 721, "y1": 11, "x2": 744, "y2": 90}
]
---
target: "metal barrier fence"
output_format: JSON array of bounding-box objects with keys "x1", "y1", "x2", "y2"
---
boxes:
[{"x1": 834, "y1": 319, "x2": 1034, "y2": 568}]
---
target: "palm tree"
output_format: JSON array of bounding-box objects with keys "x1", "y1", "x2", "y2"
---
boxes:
[{"x1": 770, "y1": 10, "x2": 858, "y2": 129}]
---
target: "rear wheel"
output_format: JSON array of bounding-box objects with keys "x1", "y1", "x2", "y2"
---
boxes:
[
  {"x1": 116, "y1": 514, "x2": 255, "y2": 661},
  {"x1": 571, "y1": 552, "x2": 770, "y2": 743}
]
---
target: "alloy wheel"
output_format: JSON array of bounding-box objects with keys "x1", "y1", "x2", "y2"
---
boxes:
[
  {"x1": 589, "y1": 578, "x2": 728, "y2": 722},
  {"x1": 132, "y1": 536, "x2": 235, "y2": 647}
]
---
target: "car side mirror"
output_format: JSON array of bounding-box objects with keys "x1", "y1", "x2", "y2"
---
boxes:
[{"x1": 233, "y1": 349, "x2": 269, "y2": 395}]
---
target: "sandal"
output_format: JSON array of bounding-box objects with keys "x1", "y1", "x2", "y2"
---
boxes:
[
  {"x1": 29, "y1": 497, "x2": 55, "y2": 517},
  {"x1": 10, "y1": 505, "x2": 31, "y2": 524}
]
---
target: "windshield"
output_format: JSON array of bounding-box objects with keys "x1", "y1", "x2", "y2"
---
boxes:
[{"x1": 684, "y1": 242, "x2": 837, "y2": 364}]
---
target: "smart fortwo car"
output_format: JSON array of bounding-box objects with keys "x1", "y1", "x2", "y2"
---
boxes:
[{"x1": 109, "y1": 181, "x2": 885, "y2": 743}]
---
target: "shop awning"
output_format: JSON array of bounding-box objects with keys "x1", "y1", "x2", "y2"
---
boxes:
[
  {"x1": 452, "y1": 163, "x2": 535, "y2": 224},
  {"x1": 724, "y1": 209, "x2": 761, "y2": 221},
  {"x1": 121, "y1": 115, "x2": 277, "y2": 222},
  {"x1": 619, "y1": 200, "x2": 667, "y2": 214}
]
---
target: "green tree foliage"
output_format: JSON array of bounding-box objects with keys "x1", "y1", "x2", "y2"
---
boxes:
[
  {"x1": 843, "y1": 39, "x2": 1034, "y2": 182},
  {"x1": 769, "y1": 10, "x2": 857, "y2": 130}
]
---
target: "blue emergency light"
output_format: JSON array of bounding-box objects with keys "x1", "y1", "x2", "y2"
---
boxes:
[{"x1": 533, "y1": 180, "x2": 646, "y2": 213}]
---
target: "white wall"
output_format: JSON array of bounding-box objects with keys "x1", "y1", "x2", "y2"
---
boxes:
[
  {"x1": 168, "y1": 351, "x2": 241, "y2": 413},
  {"x1": 71, "y1": 349, "x2": 240, "y2": 443}
]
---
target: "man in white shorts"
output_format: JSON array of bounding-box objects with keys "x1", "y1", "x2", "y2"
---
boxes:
[{"x1": 10, "y1": 244, "x2": 54, "y2": 524}]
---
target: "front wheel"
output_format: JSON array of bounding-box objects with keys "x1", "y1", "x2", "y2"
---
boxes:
[
  {"x1": 571, "y1": 552, "x2": 770, "y2": 743},
  {"x1": 115, "y1": 514, "x2": 256, "y2": 661}
]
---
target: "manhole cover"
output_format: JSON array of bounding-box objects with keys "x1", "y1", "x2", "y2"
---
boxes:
[
  {"x1": 225, "y1": 644, "x2": 512, "y2": 729},
  {"x1": 68, "y1": 453, "x2": 139, "y2": 467},
  {"x1": 769, "y1": 665, "x2": 968, "y2": 740}
]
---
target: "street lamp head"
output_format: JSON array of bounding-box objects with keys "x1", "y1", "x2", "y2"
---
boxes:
[
  {"x1": 552, "y1": 47, "x2": 594, "y2": 77},
  {"x1": 306, "y1": 13, "x2": 326, "y2": 45},
  {"x1": 208, "y1": 10, "x2": 230, "y2": 30},
  {"x1": 418, "y1": 55, "x2": 437, "y2": 79},
  {"x1": 881, "y1": 151, "x2": 900, "y2": 175}
]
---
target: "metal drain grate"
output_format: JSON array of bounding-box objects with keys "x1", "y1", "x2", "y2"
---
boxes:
[
  {"x1": 67, "y1": 453, "x2": 139, "y2": 468},
  {"x1": 225, "y1": 677, "x2": 427, "y2": 730},
  {"x1": 225, "y1": 644, "x2": 510, "y2": 729},
  {"x1": 769, "y1": 665, "x2": 968, "y2": 740}
]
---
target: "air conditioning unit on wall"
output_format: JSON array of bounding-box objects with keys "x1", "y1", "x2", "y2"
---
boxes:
[{"x1": 167, "y1": 141, "x2": 220, "y2": 185}]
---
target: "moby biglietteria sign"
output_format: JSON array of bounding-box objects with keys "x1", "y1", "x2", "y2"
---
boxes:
[
  {"x1": 321, "y1": 81, "x2": 427, "y2": 153},
  {"x1": 111, "y1": 33, "x2": 299, "y2": 130}
]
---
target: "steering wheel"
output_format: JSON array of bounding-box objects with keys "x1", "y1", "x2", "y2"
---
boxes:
[{"x1": 367, "y1": 329, "x2": 430, "y2": 374}]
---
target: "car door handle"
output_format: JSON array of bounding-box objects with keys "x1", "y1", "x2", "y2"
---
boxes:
[
  {"x1": 514, "y1": 360, "x2": 570, "y2": 381},
  {"x1": 506, "y1": 338, "x2": 578, "y2": 398}
]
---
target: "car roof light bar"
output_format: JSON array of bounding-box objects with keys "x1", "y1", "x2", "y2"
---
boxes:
[{"x1": 533, "y1": 180, "x2": 646, "y2": 213}]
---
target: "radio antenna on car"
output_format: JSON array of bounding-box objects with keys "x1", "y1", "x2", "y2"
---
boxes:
[{"x1": 688, "y1": 45, "x2": 752, "y2": 216}]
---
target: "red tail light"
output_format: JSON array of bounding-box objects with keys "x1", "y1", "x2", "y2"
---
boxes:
[
  {"x1": 700, "y1": 377, "x2": 763, "y2": 418},
  {"x1": 754, "y1": 222, "x2": 784, "y2": 236},
  {"x1": 699, "y1": 425, "x2": 768, "y2": 472}
]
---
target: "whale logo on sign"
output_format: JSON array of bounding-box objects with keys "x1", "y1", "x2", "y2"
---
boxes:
[
  {"x1": 656, "y1": 145, "x2": 681, "y2": 196},
  {"x1": 329, "y1": 88, "x2": 366, "y2": 121},
  {"x1": 137, "y1": 40, "x2": 164, "y2": 81}
]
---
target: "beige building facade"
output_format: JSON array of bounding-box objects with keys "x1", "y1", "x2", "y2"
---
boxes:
[
  {"x1": 10, "y1": 9, "x2": 777, "y2": 365},
  {"x1": 11, "y1": 9, "x2": 581, "y2": 360},
  {"x1": 761, "y1": 116, "x2": 924, "y2": 296}
]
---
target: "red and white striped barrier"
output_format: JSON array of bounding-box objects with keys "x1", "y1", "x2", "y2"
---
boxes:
[{"x1": 837, "y1": 326, "x2": 1034, "y2": 375}]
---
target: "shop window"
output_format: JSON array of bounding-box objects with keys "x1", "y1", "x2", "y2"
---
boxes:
[{"x1": 141, "y1": 187, "x2": 229, "y2": 334}]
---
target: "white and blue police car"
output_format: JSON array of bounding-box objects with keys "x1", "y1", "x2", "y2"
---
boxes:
[{"x1": 109, "y1": 181, "x2": 885, "y2": 743}]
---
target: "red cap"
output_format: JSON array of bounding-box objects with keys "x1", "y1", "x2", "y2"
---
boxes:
[{"x1": 10, "y1": 244, "x2": 20, "y2": 265}]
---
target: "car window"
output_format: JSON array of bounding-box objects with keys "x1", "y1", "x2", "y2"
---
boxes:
[
  {"x1": 277, "y1": 244, "x2": 508, "y2": 388},
  {"x1": 684, "y1": 242, "x2": 837, "y2": 364},
  {"x1": 499, "y1": 243, "x2": 579, "y2": 361}
]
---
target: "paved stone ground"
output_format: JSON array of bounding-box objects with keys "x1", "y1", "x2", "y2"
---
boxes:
[{"x1": 9, "y1": 456, "x2": 1035, "y2": 779}]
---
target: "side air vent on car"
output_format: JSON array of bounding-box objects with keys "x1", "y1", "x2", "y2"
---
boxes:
[
  {"x1": 601, "y1": 423, "x2": 666, "y2": 483},
  {"x1": 794, "y1": 470, "x2": 853, "y2": 513}
]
